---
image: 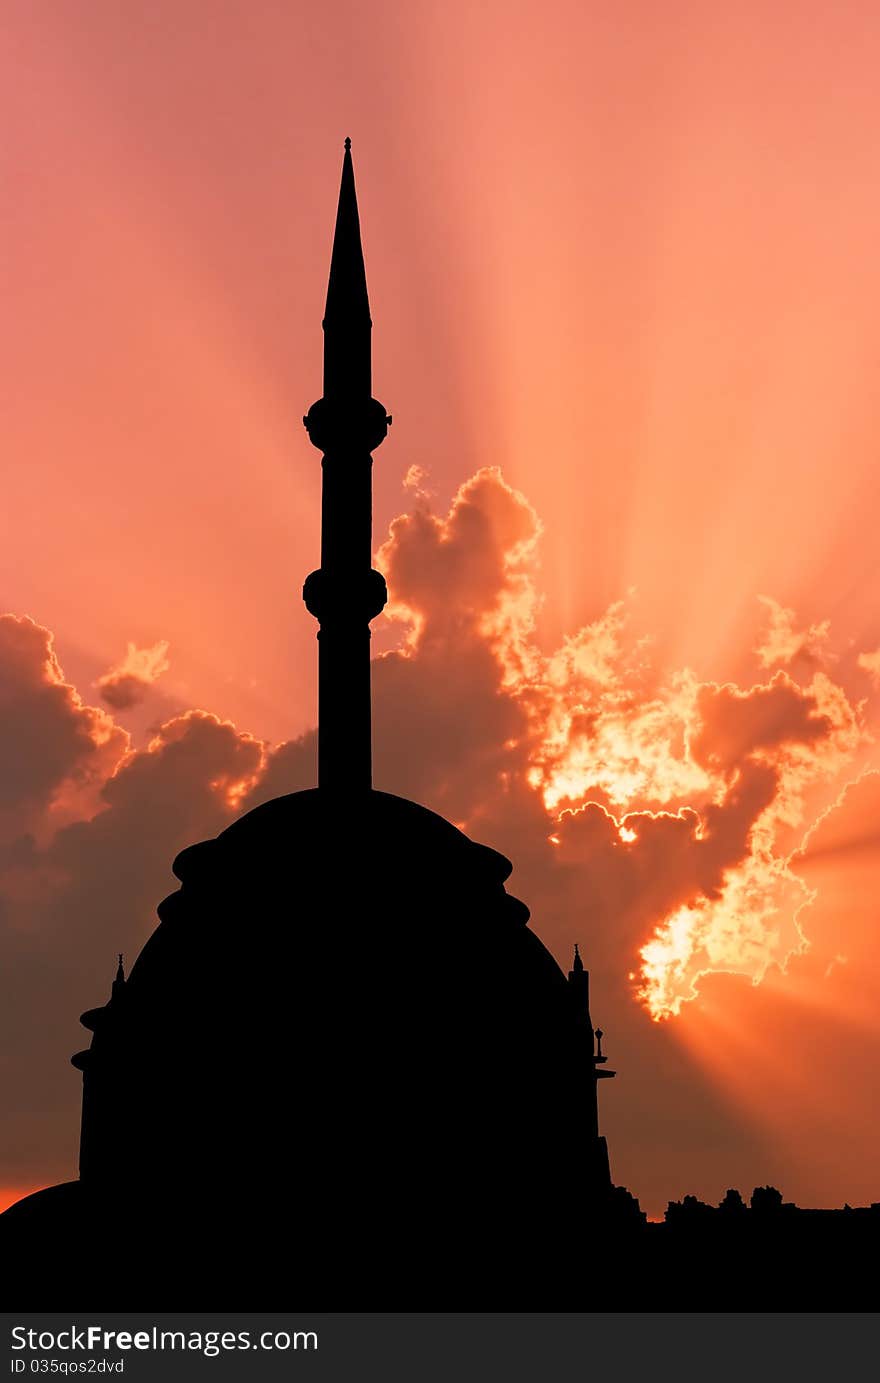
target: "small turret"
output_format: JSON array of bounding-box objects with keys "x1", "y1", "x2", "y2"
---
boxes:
[
  {"x1": 567, "y1": 942, "x2": 616, "y2": 1194},
  {"x1": 111, "y1": 954, "x2": 125, "y2": 1000},
  {"x1": 74, "y1": 954, "x2": 126, "y2": 1043},
  {"x1": 71, "y1": 955, "x2": 128, "y2": 1181},
  {"x1": 568, "y1": 941, "x2": 592, "y2": 1036}
]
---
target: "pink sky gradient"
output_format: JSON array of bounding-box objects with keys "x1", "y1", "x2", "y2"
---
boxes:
[{"x1": 3, "y1": 1, "x2": 880, "y2": 1216}]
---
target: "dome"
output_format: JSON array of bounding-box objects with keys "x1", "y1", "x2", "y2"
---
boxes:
[
  {"x1": 41, "y1": 788, "x2": 585, "y2": 1298},
  {"x1": 120, "y1": 789, "x2": 570, "y2": 1096}
]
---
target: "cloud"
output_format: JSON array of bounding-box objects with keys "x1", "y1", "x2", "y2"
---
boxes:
[
  {"x1": 373, "y1": 472, "x2": 864, "y2": 1021},
  {"x1": 376, "y1": 472, "x2": 866, "y2": 1018},
  {"x1": 0, "y1": 469, "x2": 876, "y2": 1214},
  {"x1": 669, "y1": 771, "x2": 880, "y2": 1209},
  {"x1": 378, "y1": 464, "x2": 541, "y2": 648},
  {"x1": 857, "y1": 648, "x2": 880, "y2": 685},
  {"x1": 96, "y1": 640, "x2": 171, "y2": 709},
  {"x1": 401, "y1": 464, "x2": 435, "y2": 503},
  {"x1": 692, "y1": 673, "x2": 833, "y2": 774},
  {"x1": 372, "y1": 467, "x2": 540, "y2": 818},
  {"x1": 755, "y1": 596, "x2": 830, "y2": 670},
  {"x1": 0, "y1": 615, "x2": 127, "y2": 841}
]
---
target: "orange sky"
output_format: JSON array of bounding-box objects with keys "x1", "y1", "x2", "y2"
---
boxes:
[{"x1": 2, "y1": 1, "x2": 880, "y2": 1219}]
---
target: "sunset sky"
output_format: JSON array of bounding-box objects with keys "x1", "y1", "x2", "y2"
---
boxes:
[{"x1": 3, "y1": 0, "x2": 880, "y2": 1219}]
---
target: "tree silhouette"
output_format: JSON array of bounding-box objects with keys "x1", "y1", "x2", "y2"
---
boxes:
[
  {"x1": 718, "y1": 1188, "x2": 747, "y2": 1215},
  {"x1": 750, "y1": 1185, "x2": 784, "y2": 1213}
]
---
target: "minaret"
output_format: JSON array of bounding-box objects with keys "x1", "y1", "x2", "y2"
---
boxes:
[
  {"x1": 303, "y1": 138, "x2": 392, "y2": 792},
  {"x1": 568, "y1": 943, "x2": 615, "y2": 1191}
]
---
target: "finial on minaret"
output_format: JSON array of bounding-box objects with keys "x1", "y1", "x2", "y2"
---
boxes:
[
  {"x1": 302, "y1": 141, "x2": 392, "y2": 793},
  {"x1": 572, "y1": 942, "x2": 584, "y2": 973},
  {"x1": 111, "y1": 953, "x2": 126, "y2": 1003}
]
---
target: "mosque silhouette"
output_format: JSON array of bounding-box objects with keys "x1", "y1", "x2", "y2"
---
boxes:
[
  {"x1": 5, "y1": 143, "x2": 875, "y2": 1311},
  {"x1": 1, "y1": 141, "x2": 632, "y2": 1304}
]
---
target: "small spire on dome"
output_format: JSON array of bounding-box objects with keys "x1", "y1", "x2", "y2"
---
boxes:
[
  {"x1": 572, "y1": 942, "x2": 584, "y2": 973},
  {"x1": 111, "y1": 953, "x2": 126, "y2": 1002},
  {"x1": 344, "y1": 136, "x2": 351, "y2": 151}
]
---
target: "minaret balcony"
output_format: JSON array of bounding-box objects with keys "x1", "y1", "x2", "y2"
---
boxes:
[
  {"x1": 302, "y1": 567, "x2": 388, "y2": 624},
  {"x1": 303, "y1": 396, "x2": 391, "y2": 453}
]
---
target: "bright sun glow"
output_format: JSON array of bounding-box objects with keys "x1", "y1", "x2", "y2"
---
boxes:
[
  {"x1": 399, "y1": 498, "x2": 868, "y2": 1021},
  {"x1": 378, "y1": 468, "x2": 868, "y2": 1022}
]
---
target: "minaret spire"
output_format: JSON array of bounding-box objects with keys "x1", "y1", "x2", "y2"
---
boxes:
[
  {"x1": 323, "y1": 137, "x2": 371, "y2": 401},
  {"x1": 303, "y1": 139, "x2": 391, "y2": 792}
]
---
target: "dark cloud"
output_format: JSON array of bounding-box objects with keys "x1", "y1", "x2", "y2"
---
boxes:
[
  {"x1": 96, "y1": 641, "x2": 170, "y2": 710},
  {"x1": 0, "y1": 615, "x2": 126, "y2": 838},
  {"x1": 691, "y1": 672, "x2": 834, "y2": 774},
  {"x1": 98, "y1": 674, "x2": 149, "y2": 711}
]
